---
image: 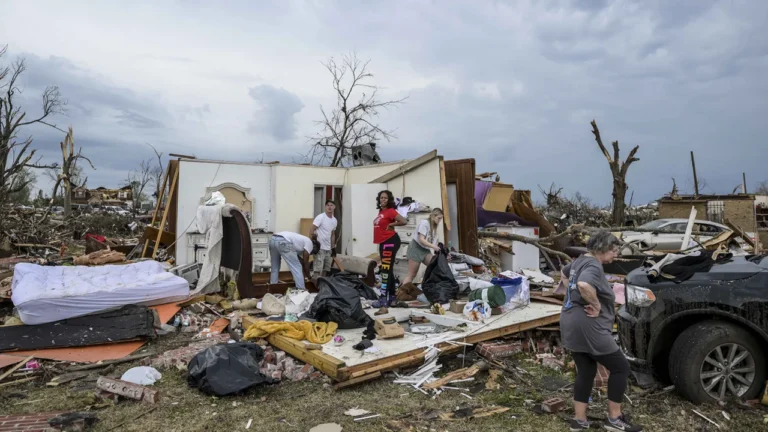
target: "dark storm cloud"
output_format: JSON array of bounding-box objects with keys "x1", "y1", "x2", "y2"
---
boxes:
[{"x1": 248, "y1": 84, "x2": 304, "y2": 142}]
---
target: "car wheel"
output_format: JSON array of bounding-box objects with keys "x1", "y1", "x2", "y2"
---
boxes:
[{"x1": 669, "y1": 321, "x2": 766, "y2": 404}]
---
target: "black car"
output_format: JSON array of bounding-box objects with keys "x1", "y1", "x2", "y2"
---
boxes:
[{"x1": 618, "y1": 255, "x2": 768, "y2": 403}]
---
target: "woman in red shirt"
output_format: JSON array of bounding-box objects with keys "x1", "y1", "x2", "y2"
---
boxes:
[{"x1": 373, "y1": 190, "x2": 408, "y2": 314}]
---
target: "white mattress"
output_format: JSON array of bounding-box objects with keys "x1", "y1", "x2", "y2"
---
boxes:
[{"x1": 11, "y1": 261, "x2": 190, "y2": 325}]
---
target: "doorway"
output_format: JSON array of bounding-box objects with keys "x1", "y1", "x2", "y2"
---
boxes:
[{"x1": 313, "y1": 185, "x2": 343, "y2": 254}]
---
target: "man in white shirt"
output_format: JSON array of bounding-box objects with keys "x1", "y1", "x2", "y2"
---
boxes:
[
  {"x1": 310, "y1": 200, "x2": 338, "y2": 277},
  {"x1": 269, "y1": 231, "x2": 319, "y2": 290}
]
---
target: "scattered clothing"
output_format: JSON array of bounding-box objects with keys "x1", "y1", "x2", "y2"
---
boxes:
[
  {"x1": 312, "y1": 213, "x2": 337, "y2": 251},
  {"x1": 243, "y1": 320, "x2": 338, "y2": 344},
  {"x1": 648, "y1": 250, "x2": 730, "y2": 283},
  {"x1": 560, "y1": 255, "x2": 618, "y2": 356}
]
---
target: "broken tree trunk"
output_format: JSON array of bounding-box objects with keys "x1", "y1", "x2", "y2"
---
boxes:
[
  {"x1": 478, "y1": 230, "x2": 572, "y2": 262},
  {"x1": 590, "y1": 120, "x2": 639, "y2": 226}
]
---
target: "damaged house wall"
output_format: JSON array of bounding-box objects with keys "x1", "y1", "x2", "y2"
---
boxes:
[
  {"x1": 176, "y1": 160, "x2": 272, "y2": 264},
  {"x1": 658, "y1": 194, "x2": 757, "y2": 233},
  {"x1": 173, "y1": 152, "x2": 447, "y2": 267}
]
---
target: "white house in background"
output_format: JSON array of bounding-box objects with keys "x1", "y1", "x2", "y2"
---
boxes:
[{"x1": 173, "y1": 150, "x2": 450, "y2": 270}]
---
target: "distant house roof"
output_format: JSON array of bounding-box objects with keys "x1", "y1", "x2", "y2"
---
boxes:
[{"x1": 659, "y1": 194, "x2": 755, "y2": 202}]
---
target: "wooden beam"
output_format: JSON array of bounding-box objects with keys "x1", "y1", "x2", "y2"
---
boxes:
[
  {"x1": 439, "y1": 157, "x2": 451, "y2": 231},
  {"x1": 266, "y1": 334, "x2": 346, "y2": 380},
  {"x1": 724, "y1": 218, "x2": 756, "y2": 248},
  {"x1": 152, "y1": 168, "x2": 178, "y2": 259},
  {"x1": 141, "y1": 227, "x2": 176, "y2": 246},
  {"x1": 0, "y1": 356, "x2": 33, "y2": 382},
  {"x1": 333, "y1": 371, "x2": 381, "y2": 390},
  {"x1": 369, "y1": 150, "x2": 438, "y2": 184}
]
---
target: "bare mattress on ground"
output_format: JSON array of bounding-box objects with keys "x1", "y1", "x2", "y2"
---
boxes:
[{"x1": 11, "y1": 261, "x2": 190, "y2": 325}]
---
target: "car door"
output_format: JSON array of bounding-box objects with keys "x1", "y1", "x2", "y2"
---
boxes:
[
  {"x1": 654, "y1": 222, "x2": 686, "y2": 250},
  {"x1": 693, "y1": 223, "x2": 718, "y2": 245}
]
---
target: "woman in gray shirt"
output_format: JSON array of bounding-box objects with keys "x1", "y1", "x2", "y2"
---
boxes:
[{"x1": 561, "y1": 231, "x2": 642, "y2": 432}]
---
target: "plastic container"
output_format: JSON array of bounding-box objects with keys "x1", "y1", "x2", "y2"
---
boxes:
[{"x1": 491, "y1": 276, "x2": 523, "y2": 302}]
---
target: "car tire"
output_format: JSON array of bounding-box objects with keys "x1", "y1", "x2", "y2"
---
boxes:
[{"x1": 669, "y1": 320, "x2": 766, "y2": 404}]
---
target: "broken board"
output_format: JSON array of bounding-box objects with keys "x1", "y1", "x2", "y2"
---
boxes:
[{"x1": 262, "y1": 302, "x2": 561, "y2": 385}]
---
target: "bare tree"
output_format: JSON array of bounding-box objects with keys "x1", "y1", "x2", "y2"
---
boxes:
[
  {"x1": 755, "y1": 180, "x2": 768, "y2": 196},
  {"x1": 126, "y1": 159, "x2": 152, "y2": 214},
  {"x1": 44, "y1": 127, "x2": 94, "y2": 219},
  {"x1": 308, "y1": 53, "x2": 406, "y2": 166},
  {"x1": 145, "y1": 143, "x2": 164, "y2": 200},
  {"x1": 0, "y1": 45, "x2": 65, "y2": 208},
  {"x1": 590, "y1": 120, "x2": 639, "y2": 225}
]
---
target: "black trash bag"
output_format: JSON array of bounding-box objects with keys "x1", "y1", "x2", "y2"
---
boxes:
[
  {"x1": 421, "y1": 248, "x2": 459, "y2": 304},
  {"x1": 329, "y1": 272, "x2": 379, "y2": 300},
  {"x1": 187, "y1": 342, "x2": 273, "y2": 396},
  {"x1": 302, "y1": 275, "x2": 374, "y2": 329}
]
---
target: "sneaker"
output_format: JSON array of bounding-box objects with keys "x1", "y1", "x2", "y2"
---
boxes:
[
  {"x1": 569, "y1": 418, "x2": 590, "y2": 431},
  {"x1": 604, "y1": 414, "x2": 642, "y2": 432}
]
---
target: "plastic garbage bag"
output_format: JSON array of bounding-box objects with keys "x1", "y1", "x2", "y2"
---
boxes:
[
  {"x1": 463, "y1": 299, "x2": 492, "y2": 321},
  {"x1": 328, "y1": 272, "x2": 379, "y2": 300},
  {"x1": 187, "y1": 342, "x2": 273, "y2": 396},
  {"x1": 302, "y1": 275, "x2": 373, "y2": 329},
  {"x1": 421, "y1": 249, "x2": 459, "y2": 304},
  {"x1": 261, "y1": 293, "x2": 286, "y2": 316},
  {"x1": 121, "y1": 366, "x2": 162, "y2": 385}
]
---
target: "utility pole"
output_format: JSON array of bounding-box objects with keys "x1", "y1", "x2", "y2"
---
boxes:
[
  {"x1": 743, "y1": 172, "x2": 747, "y2": 194},
  {"x1": 690, "y1": 151, "x2": 699, "y2": 197}
]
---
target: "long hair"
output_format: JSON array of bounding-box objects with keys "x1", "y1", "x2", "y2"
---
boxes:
[
  {"x1": 376, "y1": 190, "x2": 396, "y2": 210},
  {"x1": 429, "y1": 208, "x2": 443, "y2": 239}
]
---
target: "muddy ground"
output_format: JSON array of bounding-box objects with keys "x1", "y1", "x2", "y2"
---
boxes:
[{"x1": 1, "y1": 334, "x2": 766, "y2": 432}]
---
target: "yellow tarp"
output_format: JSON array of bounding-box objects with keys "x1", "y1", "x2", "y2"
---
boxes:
[{"x1": 243, "y1": 320, "x2": 338, "y2": 344}]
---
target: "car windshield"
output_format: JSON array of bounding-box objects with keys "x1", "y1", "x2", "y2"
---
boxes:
[{"x1": 639, "y1": 220, "x2": 669, "y2": 230}]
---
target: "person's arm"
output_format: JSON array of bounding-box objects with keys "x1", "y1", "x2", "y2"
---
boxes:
[
  {"x1": 309, "y1": 224, "x2": 318, "y2": 240},
  {"x1": 417, "y1": 233, "x2": 438, "y2": 251},
  {"x1": 330, "y1": 230, "x2": 336, "y2": 254},
  {"x1": 302, "y1": 250, "x2": 311, "y2": 278},
  {"x1": 388, "y1": 213, "x2": 408, "y2": 230}
]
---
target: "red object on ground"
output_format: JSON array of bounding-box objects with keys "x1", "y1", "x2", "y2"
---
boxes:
[
  {"x1": 84, "y1": 233, "x2": 107, "y2": 243},
  {"x1": 0, "y1": 412, "x2": 65, "y2": 432}
]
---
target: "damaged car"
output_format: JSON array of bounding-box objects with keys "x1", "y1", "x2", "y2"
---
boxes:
[{"x1": 618, "y1": 254, "x2": 768, "y2": 404}]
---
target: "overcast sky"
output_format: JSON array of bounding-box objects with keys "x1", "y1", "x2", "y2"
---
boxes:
[{"x1": 3, "y1": 0, "x2": 767, "y2": 205}]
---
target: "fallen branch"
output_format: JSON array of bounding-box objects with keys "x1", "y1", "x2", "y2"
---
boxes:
[
  {"x1": 64, "y1": 352, "x2": 154, "y2": 372},
  {"x1": 478, "y1": 230, "x2": 572, "y2": 262}
]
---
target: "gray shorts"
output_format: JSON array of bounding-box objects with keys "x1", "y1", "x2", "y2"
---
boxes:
[
  {"x1": 313, "y1": 249, "x2": 333, "y2": 274},
  {"x1": 406, "y1": 240, "x2": 432, "y2": 264}
]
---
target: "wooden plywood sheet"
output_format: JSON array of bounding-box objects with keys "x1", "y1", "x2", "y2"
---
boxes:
[
  {"x1": 300, "y1": 218, "x2": 315, "y2": 238},
  {"x1": 482, "y1": 183, "x2": 514, "y2": 212},
  {"x1": 320, "y1": 302, "x2": 560, "y2": 370}
]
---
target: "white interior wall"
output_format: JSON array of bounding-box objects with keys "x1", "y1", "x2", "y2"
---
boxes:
[
  {"x1": 272, "y1": 165, "x2": 347, "y2": 233},
  {"x1": 176, "y1": 160, "x2": 271, "y2": 265}
]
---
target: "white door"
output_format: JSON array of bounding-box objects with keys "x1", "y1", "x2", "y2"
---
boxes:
[{"x1": 341, "y1": 183, "x2": 386, "y2": 257}]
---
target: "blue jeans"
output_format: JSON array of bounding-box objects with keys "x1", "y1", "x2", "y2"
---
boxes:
[{"x1": 269, "y1": 236, "x2": 305, "y2": 289}]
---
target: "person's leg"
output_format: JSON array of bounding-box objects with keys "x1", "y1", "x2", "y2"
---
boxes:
[
  {"x1": 402, "y1": 258, "x2": 420, "y2": 285},
  {"x1": 280, "y1": 242, "x2": 306, "y2": 289},
  {"x1": 594, "y1": 350, "x2": 631, "y2": 419},
  {"x1": 386, "y1": 235, "x2": 401, "y2": 298},
  {"x1": 571, "y1": 352, "x2": 598, "y2": 421},
  {"x1": 313, "y1": 249, "x2": 327, "y2": 277},
  {"x1": 269, "y1": 238, "x2": 282, "y2": 284},
  {"x1": 422, "y1": 252, "x2": 434, "y2": 266},
  {"x1": 322, "y1": 250, "x2": 332, "y2": 275}
]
